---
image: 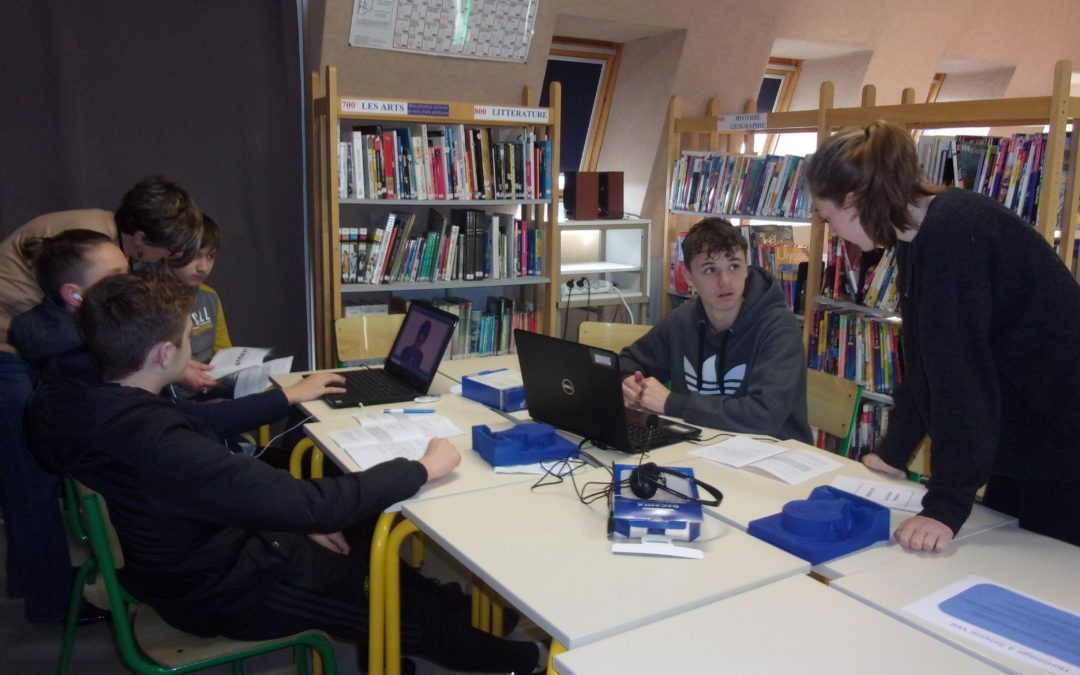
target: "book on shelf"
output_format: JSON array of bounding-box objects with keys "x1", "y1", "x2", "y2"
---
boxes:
[
  {"x1": 669, "y1": 151, "x2": 812, "y2": 218},
  {"x1": 669, "y1": 230, "x2": 692, "y2": 296},
  {"x1": 747, "y1": 226, "x2": 808, "y2": 313},
  {"x1": 340, "y1": 208, "x2": 543, "y2": 286},
  {"x1": 915, "y1": 132, "x2": 1050, "y2": 226},
  {"x1": 337, "y1": 123, "x2": 552, "y2": 202},
  {"x1": 807, "y1": 307, "x2": 902, "y2": 396},
  {"x1": 813, "y1": 398, "x2": 892, "y2": 460}
]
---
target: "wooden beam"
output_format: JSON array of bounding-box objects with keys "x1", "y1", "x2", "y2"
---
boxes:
[{"x1": 804, "y1": 81, "x2": 834, "y2": 349}]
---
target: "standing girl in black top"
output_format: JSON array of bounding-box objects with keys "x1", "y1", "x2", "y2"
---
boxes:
[{"x1": 806, "y1": 120, "x2": 1080, "y2": 551}]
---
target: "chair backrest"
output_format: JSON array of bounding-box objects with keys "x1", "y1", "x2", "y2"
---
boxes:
[
  {"x1": 806, "y1": 369, "x2": 862, "y2": 456},
  {"x1": 577, "y1": 321, "x2": 652, "y2": 353},
  {"x1": 334, "y1": 314, "x2": 405, "y2": 363}
]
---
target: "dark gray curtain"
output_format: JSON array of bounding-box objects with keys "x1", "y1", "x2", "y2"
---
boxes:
[{"x1": 0, "y1": 1, "x2": 310, "y2": 367}]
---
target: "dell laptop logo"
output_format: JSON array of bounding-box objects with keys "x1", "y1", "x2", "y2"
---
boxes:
[{"x1": 561, "y1": 378, "x2": 575, "y2": 395}]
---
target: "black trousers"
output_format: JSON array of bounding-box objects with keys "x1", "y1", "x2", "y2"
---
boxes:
[
  {"x1": 983, "y1": 475, "x2": 1080, "y2": 546},
  {"x1": 218, "y1": 526, "x2": 537, "y2": 674}
]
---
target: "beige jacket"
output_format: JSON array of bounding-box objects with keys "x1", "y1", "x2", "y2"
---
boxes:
[{"x1": 0, "y1": 209, "x2": 116, "y2": 353}]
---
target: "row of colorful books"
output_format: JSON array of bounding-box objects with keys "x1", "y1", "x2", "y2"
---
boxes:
[
  {"x1": 668, "y1": 151, "x2": 813, "y2": 218},
  {"x1": 813, "y1": 399, "x2": 892, "y2": 461},
  {"x1": 339, "y1": 209, "x2": 543, "y2": 285},
  {"x1": 337, "y1": 124, "x2": 553, "y2": 201},
  {"x1": 820, "y1": 236, "x2": 899, "y2": 312},
  {"x1": 747, "y1": 227, "x2": 808, "y2": 313},
  {"x1": 807, "y1": 308, "x2": 903, "y2": 395},
  {"x1": 916, "y1": 133, "x2": 1048, "y2": 225}
]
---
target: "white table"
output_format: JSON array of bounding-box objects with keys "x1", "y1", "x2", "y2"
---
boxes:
[
  {"x1": 674, "y1": 439, "x2": 1015, "y2": 579},
  {"x1": 554, "y1": 574, "x2": 999, "y2": 674},
  {"x1": 401, "y1": 467, "x2": 810, "y2": 650},
  {"x1": 832, "y1": 525, "x2": 1080, "y2": 674}
]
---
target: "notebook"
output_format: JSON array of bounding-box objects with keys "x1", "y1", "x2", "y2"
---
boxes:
[
  {"x1": 513, "y1": 329, "x2": 700, "y2": 453},
  {"x1": 323, "y1": 301, "x2": 459, "y2": 409}
]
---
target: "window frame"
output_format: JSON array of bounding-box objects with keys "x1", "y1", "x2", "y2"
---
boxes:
[{"x1": 547, "y1": 37, "x2": 623, "y2": 174}]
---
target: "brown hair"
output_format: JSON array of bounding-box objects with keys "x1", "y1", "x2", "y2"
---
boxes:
[
  {"x1": 167, "y1": 213, "x2": 221, "y2": 269},
  {"x1": 80, "y1": 271, "x2": 194, "y2": 380},
  {"x1": 682, "y1": 217, "x2": 748, "y2": 264},
  {"x1": 114, "y1": 175, "x2": 204, "y2": 265},
  {"x1": 18, "y1": 229, "x2": 118, "y2": 304},
  {"x1": 805, "y1": 120, "x2": 942, "y2": 248}
]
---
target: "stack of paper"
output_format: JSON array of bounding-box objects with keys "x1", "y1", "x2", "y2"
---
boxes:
[
  {"x1": 327, "y1": 413, "x2": 463, "y2": 470},
  {"x1": 690, "y1": 437, "x2": 841, "y2": 485}
]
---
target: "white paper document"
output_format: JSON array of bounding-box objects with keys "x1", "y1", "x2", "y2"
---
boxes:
[
  {"x1": 209, "y1": 347, "x2": 272, "y2": 379},
  {"x1": 690, "y1": 436, "x2": 785, "y2": 467},
  {"x1": 233, "y1": 357, "x2": 294, "y2": 399},
  {"x1": 830, "y1": 475, "x2": 926, "y2": 512},
  {"x1": 692, "y1": 437, "x2": 841, "y2": 485},
  {"x1": 328, "y1": 413, "x2": 463, "y2": 470},
  {"x1": 748, "y1": 450, "x2": 841, "y2": 485},
  {"x1": 904, "y1": 576, "x2": 1080, "y2": 673}
]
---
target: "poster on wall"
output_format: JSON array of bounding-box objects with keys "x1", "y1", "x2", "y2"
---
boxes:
[{"x1": 349, "y1": 0, "x2": 539, "y2": 63}]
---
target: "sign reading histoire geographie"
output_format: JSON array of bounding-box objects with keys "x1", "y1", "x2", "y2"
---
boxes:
[
  {"x1": 716, "y1": 113, "x2": 769, "y2": 131},
  {"x1": 473, "y1": 105, "x2": 550, "y2": 124}
]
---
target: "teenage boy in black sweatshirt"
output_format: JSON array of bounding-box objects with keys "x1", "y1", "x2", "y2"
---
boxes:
[
  {"x1": 27, "y1": 272, "x2": 541, "y2": 673},
  {"x1": 621, "y1": 218, "x2": 811, "y2": 442}
]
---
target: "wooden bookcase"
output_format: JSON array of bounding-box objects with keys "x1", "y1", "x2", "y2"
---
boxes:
[
  {"x1": 308, "y1": 66, "x2": 561, "y2": 367},
  {"x1": 663, "y1": 59, "x2": 1080, "y2": 341},
  {"x1": 662, "y1": 59, "x2": 1080, "y2": 460},
  {"x1": 661, "y1": 96, "x2": 823, "y2": 318}
]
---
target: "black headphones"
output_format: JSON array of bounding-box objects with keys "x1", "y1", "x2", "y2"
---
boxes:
[{"x1": 628, "y1": 462, "x2": 724, "y2": 507}]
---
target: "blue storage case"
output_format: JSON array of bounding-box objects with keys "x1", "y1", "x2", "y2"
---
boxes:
[
  {"x1": 472, "y1": 423, "x2": 578, "y2": 468},
  {"x1": 747, "y1": 485, "x2": 890, "y2": 564}
]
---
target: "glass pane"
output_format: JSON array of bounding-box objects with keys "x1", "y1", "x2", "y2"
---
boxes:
[{"x1": 541, "y1": 58, "x2": 604, "y2": 172}]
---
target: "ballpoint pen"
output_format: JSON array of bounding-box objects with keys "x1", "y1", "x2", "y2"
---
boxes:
[{"x1": 383, "y1": 408, "x2": 435, "y2": 414}]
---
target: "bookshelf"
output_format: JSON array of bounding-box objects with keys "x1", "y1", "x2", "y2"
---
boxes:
[
  {"x1": 308, "y1": 66, "x2": 561, "y2": 367},
  {"x1": 662, "y1": 96, "x2": 821, "y2": 318},
  {"x1": 557, "y1": 217, "x2": 651, "y2": 324},
  {"x1": 665, "y1": 60, "x2": 1080, "y2": 459}
]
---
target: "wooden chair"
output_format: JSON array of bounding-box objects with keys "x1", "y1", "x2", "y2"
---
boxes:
[
  {"x1": 577, "y1": 321, "x2": 652, "y2": 353},
  {"x1": 60, "y1": 477, "x2": 337, "y2": 675},
  {"x1": 334, "y1": 314, "x2": 405, "y2": 364},
  {"x1": 806, "y1": 369, "x2": 863, "y2": 458}
]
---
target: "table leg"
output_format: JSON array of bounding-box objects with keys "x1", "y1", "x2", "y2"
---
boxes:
[
  {"x1": 385, "y1": 519, "x2": 421, "y2": 675},
  {"x1": 368, "y1": 511, "x2": 397, "y2": 675}
]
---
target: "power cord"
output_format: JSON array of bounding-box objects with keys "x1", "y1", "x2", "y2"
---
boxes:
[{"x1": 253, "y1": 414, "x2": 316, "y2": 459}]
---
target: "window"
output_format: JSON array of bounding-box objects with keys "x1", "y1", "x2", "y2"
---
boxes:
[
  {"x1": 541, "y1": 38, "x2": 622, "y2": 182},
  {"x1": 753, "y1": 58, "x2": 802, "y2": 156}
]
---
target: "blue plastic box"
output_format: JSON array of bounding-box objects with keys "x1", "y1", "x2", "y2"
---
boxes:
[
  {"x1": 611, "y1": 464, "x2": 704, "y2": 541},
  {"x1": 472, "y1": 423, "x2": 578, "y2": 468},
  {"x1": 462, "y1": 368, "x2": 527, "y2": 412}
]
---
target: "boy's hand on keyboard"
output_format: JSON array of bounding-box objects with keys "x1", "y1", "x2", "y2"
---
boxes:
[
  {"x1": 418, "y1": 437, "x2": 460, "y2": 483},
  {"x1": 284, "y1": 372, "x2": 347, "y2": 404}
]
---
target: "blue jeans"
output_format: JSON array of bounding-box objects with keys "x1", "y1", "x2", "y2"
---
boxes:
[{"x1": 0, "y1": 351, "x2": 71, "y2": 622}]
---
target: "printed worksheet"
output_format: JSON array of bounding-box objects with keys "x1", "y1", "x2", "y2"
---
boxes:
[
  {"x1": 349, "y1": 0, "x2": 538, "y2": 63},
  {"x1": 328, "y1": 413, "x2": 463, "y2": 470},
  {"x1": 831, "y1": 475, "x2": 926, "y2": 512}
]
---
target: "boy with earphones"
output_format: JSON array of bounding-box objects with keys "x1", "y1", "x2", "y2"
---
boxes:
[{"x1": 9, "y1": 230, "x2": 129, "y2": 378}]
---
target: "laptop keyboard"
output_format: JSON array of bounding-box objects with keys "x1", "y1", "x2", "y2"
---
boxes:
[
  {"x1": 626, "y1": 423, "x2": 683, "y2": 451},
  {"x1": 342, "y1": 369, "x2": 417, "y2": 400}
]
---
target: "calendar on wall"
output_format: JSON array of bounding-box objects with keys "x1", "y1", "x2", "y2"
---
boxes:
[{"x1": 349, "y1": 0, "x2": 539, "y2": 63}]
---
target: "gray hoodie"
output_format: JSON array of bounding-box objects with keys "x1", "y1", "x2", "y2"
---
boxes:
[{"x1": 621, "y1": 266, "x2": 811, "y2": 442}]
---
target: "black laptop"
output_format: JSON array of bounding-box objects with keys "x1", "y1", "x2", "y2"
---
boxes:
[
  {"x1": 323, "y1": 301, "x2": 459, "y2": 409},
  {"x1": 513, "y1": 329, "x2": 700, "y2": 452}
]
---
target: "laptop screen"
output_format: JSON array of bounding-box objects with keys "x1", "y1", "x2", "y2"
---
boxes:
[
  {"x1": 385, "y1": 301, "x2": 458, "y2": 389},
  {"x1": 513, "y1": 329, "x2": 633, "y2": 450}
]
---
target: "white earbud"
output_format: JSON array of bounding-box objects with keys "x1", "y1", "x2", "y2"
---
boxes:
[{"x1": 71, "y1": 291, "x2": 83, "y2": 303}]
